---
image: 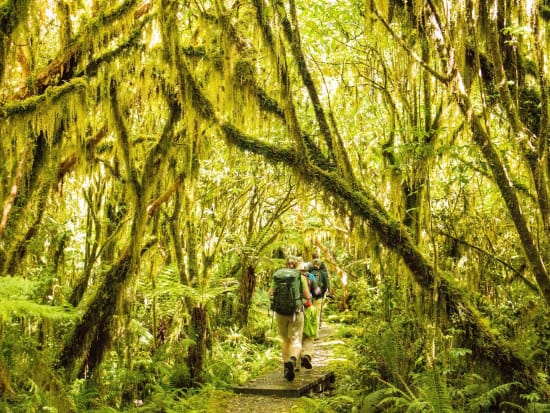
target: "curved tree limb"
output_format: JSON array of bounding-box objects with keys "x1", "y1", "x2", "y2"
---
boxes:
[
  {"x1": 166, "y1": 49, "x2": 549, "y2": 391},
  {"x1": 371, "y1": 4, "x2": 451, "y2": 84},
  {"x1": 280, "y1": 0, "x2": 355, "y2": 184},
  {"x1": 251, "y1": 0, "x2": 305, "y2": 153},
  {"x1": 220, "y1": 120, "x2": 549, "y2": 396},
  {"x1": 438, "y1": 230, "x2": 540, "y2": 293},
  {"x1": 147, "y1": 174, "x2": 185, "y2": 217},
  {"x1": 0, "y1": 78, "x2": 87, "y2": 119},
  {"x1": 10, "y1": 0, "x2": 150, "y2": 100}
]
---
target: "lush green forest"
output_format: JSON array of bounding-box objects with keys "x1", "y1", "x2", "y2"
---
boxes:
[{"x1": 1, "y1": 0, "x2": 550, "y2": 411}]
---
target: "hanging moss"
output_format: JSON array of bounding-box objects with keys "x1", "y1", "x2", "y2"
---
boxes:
[
  {"x1": 0, "y1": 0, "x2": 31, "y2": 42},
  {"x1": 0, "y1": 0, "x2": 30, "y2": 82},
  {"x1": 4, "y1": 79, "x2": 81, "y2": 114}
]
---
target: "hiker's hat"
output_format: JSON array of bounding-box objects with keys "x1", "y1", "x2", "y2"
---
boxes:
[{"x1": 297, "y1": 262, "x2": 308, "y2": 271}]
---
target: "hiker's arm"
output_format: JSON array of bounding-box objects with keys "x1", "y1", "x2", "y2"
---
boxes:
[{"x1": 301, "y1": 276, "x2": 312, "y2": 301}]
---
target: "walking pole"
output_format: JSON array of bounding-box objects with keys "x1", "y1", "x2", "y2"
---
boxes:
[{"x1": 319, "y1": 292, "x2": 325, "y2": 328}]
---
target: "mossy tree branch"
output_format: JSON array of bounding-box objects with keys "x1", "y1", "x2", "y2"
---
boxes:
[
  {"x1": 10, "y1": 0, "x2": 150, "y2": 100},
  {"x1": 0, "y1": 78, "x2": 87, "y2": 119},
  {"x1": 0, "y1": 0, "x2": 31, "y2": 82},
  {"x1": 220, "y1": 119, "x2": 549, "y2": 396},
  {"x1": 371, "y1": 0, "x2": 550, "y2": 307}
]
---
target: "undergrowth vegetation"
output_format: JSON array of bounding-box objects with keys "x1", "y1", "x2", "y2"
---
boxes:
[
  {"x1": 332, "y1": 276, "x2": 550, "y2": 412},
  {"x1": 2, "y1": 259, "x2": 550, "y2": 412}
]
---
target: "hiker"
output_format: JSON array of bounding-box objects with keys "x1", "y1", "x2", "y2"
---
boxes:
[
  {"x1": 300, "y1": 265, "x2": 318, "y2": 370},
  {"x1": 270, "y1": 257, "x2": 312, "y2": 381},
  {"x1": 308, "y1": 253, "x2": 330, "y2": 336}
]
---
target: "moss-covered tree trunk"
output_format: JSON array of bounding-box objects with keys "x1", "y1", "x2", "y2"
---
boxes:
[
  {"x1": 187, "y1": 304, "x2": 207, "y2": 385},
  {"x1": 237, "y1": 263, "x2": 256, "y2": 327},
  {"x1": 56, "y1": 72, "x2": 181, "y2": 378},
  {"x1": 0, "y1": 326, "x2": 15, "y2": 398},
  {"x1": 56, "y1": 249, "x2": 132, "y2": 378},
  {"x1": 176, "y1": 32, "x2": 550, "y2": 395}
]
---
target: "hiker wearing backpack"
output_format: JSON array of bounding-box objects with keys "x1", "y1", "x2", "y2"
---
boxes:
[
  {"x1": 308, "y1": 254, "x2": 330, "y2": 336},
  {"x1": 269, "y1": 257, "x2": 312, "y2": 381},
  {"x1": 300, "y1": 266, "x2": 318, "y2": 370}
]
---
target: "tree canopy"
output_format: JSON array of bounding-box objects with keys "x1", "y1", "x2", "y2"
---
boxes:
[{"x1": 1, "y1": 0, "x2": 549, "y2": 410}]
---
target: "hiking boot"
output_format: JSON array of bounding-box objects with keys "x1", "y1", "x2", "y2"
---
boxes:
[
  {"x1": 284, "y1": 357, "x2": 296, "y2": 381},
  {"x1": 301, "y1": 355, "x2": 312, "y2": 369}
]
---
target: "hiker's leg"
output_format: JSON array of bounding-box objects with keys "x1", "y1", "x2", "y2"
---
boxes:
[
  {"x1": 280, "y1": 313, "x2": 302, "y2": 381},
  {"x1": 302, "y1": 335, "x2": 314, "y2": 358},
  {"x1": 313, "y1": 297, "x2": 323, "y2": 335},
  {"x1": 276, "y1": 314, "x2": 291, "y2": 360},
  {"x1": 287, "y1": 312, "x2": 304, "y2": 360},
  {"x1": 300, "y1": 334, "x2": 314, "y2": 369},
  {"x1": 281, "y1": 338, "x2": 291, "y2": 361}
]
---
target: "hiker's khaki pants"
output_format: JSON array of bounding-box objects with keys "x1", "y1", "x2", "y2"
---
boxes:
[
  {"x1": 313, "y1": 297, "x2": 324, "y2": 335},
  {"x1": 276, "y1": 312, "x2": 304, "y2": 362},
  {"x1": 302, "y1": 335, "x2": 314, "y2": 359}
]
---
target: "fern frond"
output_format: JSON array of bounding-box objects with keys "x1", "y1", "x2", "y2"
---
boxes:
[
  {"x1": 177, "y1": 280, "x2": 238, "y2": 303},
  {"x1": 468, "y1": 381, "x2": 520, "y2": 411},
  {"x1": 361, "y1": 387, "x2": 399, "y2": 410},
  {"x1": 527, "y1": 402, "x2": 550, "y2": 412},
  {"x1": 0, "y1": 276, "x2": 37, "y2": 299},
  {"x1": 423, "y1": 367, "x2": 453, "y2": 413},
  {"x1": 0, "y1": 299, "x2": 77, "y2": 321},
  {"x1": 405, "y1": 399, "x2": 430, "y2": 412},
  {"x1": 499, "y1": 401, "x2": 527, "y2": 412},
  {"x1": 154, "y1": 264, "x2": 237, "y2": 304}
]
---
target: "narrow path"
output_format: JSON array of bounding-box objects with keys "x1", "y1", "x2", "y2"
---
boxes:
[{"x1": 218, "y1": 323, "x2": 341, "y2": 413}]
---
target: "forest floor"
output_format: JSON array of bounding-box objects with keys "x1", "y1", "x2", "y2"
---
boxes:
[{"x1": 215, "y1": 321, "x2": 345, "y2": 413}]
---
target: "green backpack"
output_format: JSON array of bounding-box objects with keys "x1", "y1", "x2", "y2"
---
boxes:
[{"x1": 271, "y1": 268, "x2": 303, "y2": 315}]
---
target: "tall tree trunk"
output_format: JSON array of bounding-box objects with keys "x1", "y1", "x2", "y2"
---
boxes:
[
  {"x1": 237, "y1": 264, "x2": 256, "y2": 327},
  {"x1": 187, "y1": 305, "x2": 207, "y2": 385},
  {"x1": 2, "y1": 126, "x2": 63, "y2": 276},
  {"x1": 56, "y1": 248, "x2": 132, "y2": 378}
]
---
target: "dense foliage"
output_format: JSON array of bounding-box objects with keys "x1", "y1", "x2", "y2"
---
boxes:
[{"x1": 0, "y1": 0, "x2": 549, "y2": 411}]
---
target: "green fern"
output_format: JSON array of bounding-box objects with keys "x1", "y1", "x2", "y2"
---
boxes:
[
  {"x1": 361, "y1": 387, "x2": 399, "y2": 411},
  {"x1": 0, "y1": 299, "x2": 77, "y2": 321},
  {"x1": 467, "y1": 381, "x2": 520, "y2": 411},
  {"x1": 412, "y1": 368, "x2": 453, "y2": 413},
  {"x1": 0, "y1": 276, "x2": 37, "y2": 299},
  {"x1": 494, "y1": 391, "x2": 550, "y2": 412},
  {"x1": 154, "y1": 263, "x2": 238, "y2": 305},
  {"x1": 524, "y1": 402, "x2": 550, "y2": 413},
  {"x1": 0, "y1": 276, "x2": 76, "y2": 321}
]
